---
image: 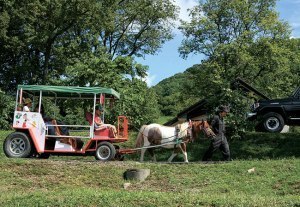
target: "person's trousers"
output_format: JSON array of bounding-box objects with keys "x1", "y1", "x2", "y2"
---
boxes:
[{"x1": 202, "y1": 136, "x2": 230, "y2": 161}]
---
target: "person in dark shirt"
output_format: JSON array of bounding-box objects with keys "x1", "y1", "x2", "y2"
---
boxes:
[
  {"x1": 35, "y1": 104, "x2": 56, "y2": 135},
  {"x1": 202, "y1": 105, "x2": 231, "y2": 161}
]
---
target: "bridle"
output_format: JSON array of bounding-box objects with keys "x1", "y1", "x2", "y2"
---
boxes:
[
  {"x1": 186, "y1": 120, "x2": 195, "y2": 143},
  {"x1": 187, "y1": 120, "x2": 216, "y2": 142}
]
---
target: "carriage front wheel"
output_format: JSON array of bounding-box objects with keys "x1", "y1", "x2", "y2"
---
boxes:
[
  {"x1": 3, "y1": 132, "x2": 33, "y2": 158},
  {"x1": 95, "y1": 142, "x2": 116, "y2": 161}
]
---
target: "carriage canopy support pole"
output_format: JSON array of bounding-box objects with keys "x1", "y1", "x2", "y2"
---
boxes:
[
  {"x1": 38, "y1": 91, "x2": 42, "y2": 113},
  {"x1": 91, "y1": 93, "x2": 97, "y2": 139}
]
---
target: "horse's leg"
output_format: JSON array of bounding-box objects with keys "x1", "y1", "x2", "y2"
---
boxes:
[
  {"x1": 167, "y1": 146, "x2": 178, "y2": 163},
  {"x1": 167, "y1": 152, "x2": 177, "y2": 162},
  {"x1": 140, "y1": 131, "x2": 151, "y2": 162},
  {"x1": 179, "y1": 143, "x2": 188, "y2": 163},
  {"x1": 140, "y1": 148, "x2": 146, "y2": 162},
  {"x1": 148, "y1": 148, "x2": 156, "y2": 162}
]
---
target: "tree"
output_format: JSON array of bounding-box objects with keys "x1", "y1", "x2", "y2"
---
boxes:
[
  {"x1": 0, "y1": 90, "x2": 14, "y2": 129},
  {"x1": 113, "y1": 78, "x2": 160, "y2": 128},
  {"x1": 0, "y1": 0, "x2": 98, "y2": 91},
  {"x1": 179, "y1": 0, "x2": 299, "y2": 96},
  {"x1": 95, "y1": 0, "x2": 178, "y2": 58}
]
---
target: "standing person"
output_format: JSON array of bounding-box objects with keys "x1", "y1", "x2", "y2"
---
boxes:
[
  {"x1": 23, "y1": 98, "x2": 32, "y2": 112},
  {"x1": 202, "y1": 105, "x2": 231, "y2": 161}
]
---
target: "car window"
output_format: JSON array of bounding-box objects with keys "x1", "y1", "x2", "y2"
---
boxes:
[{"x1": 291, "y1": 87, "x2": 300, "y2": 98}]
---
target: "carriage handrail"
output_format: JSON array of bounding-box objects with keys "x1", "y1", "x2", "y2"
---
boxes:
[
  {"x1": 45, "y1": 124, "x2": 92, "y2": 139},
  {"x1": 46, "y1": 135, "x2": 91, "y2": 139},
  {"x1": 47, "y1": 124, "x2": 90, "y2": 128}
]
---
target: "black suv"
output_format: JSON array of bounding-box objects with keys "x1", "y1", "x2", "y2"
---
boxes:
[{"x1": 247, "y1": 87, "x2": 300, "y2": 132}]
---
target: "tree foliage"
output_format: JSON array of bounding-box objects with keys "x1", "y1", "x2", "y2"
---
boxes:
[
  {"x1": 0, "y1": 0, "x2": 179, "y2": 129},
  {"x1": 179, "y1": 0, "x2": 299, "y2": 96},
  {"x1": 153, "y1": 68, "x2": 202, "y2": 116},
  {"x1": 0, "y1": 90, "x2": 14, "y2": 129}
]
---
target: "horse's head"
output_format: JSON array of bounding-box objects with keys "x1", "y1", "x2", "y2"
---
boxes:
[{"x1": 189, "y1": 120, "x2": 216, "y2": 142}]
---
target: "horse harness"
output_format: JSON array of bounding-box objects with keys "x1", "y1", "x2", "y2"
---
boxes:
[{"x1": 175, "y1": 121, "x2": 193, "y2": 144}]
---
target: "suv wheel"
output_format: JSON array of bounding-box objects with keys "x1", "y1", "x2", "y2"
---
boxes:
[{"x1": 262, "y1": 112, "x2": 284, "y2": 133}]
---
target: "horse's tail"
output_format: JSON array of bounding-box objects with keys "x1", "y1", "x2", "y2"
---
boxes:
[{"x1": 135, "y1": 125, "x2": 147, "y2": 148}]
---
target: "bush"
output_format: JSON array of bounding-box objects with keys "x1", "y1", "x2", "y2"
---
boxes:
[{"x1": 0, "y1": 91, "x2": 14, "y2": 129}]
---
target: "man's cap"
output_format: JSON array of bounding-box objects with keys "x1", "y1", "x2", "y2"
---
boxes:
[
  {"x1": 95, "y1": 105, "x2": 103, "y2": 111},
  {"x1": 23, "y1": 98, "x2": 32, "y2": 104}
]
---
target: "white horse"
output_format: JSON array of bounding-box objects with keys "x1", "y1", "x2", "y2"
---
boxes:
[{"x1": 135, "y1": 121, "x2": 210, "y2": 163}]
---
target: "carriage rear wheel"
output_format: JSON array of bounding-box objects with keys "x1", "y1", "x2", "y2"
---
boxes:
[
  {"x1": 95, "y1": 142, "x2": 116, "y2": 161},
  {"x1": 3, "y1": 132, "x2": 33, "y2": 158}
]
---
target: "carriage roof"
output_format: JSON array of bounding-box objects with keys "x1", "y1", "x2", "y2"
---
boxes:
[{"x1": 17, "y1": 85, "x2": 120, "y2": 99}]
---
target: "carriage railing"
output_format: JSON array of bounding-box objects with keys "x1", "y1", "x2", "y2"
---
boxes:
[
  {"x1": 45, "y1": 124, "x2": 92, "y2": 139},
  {"x1": 45, "y1": 117, "x2": 128, "y2": 139},
  {"x1": 117, "y1": 116, "x2": 128, "y2": 139}
]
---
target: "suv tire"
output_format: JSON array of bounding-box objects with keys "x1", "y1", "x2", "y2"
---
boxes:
[{"x1": 262, "y1": 112, "x2": 284, "y2": 133}]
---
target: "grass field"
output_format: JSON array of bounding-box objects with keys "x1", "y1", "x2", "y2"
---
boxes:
[{"x1": 1, "y1": 130, "x2": 300, "y2": 207}]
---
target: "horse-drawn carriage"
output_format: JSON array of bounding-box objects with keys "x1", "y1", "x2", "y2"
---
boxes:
[
  {"x1": 3, "y1": 85, "x2": 128, "y2": 161},
  {"x1": 3, "y1": 85, "x2": 215, "y2": 162}
]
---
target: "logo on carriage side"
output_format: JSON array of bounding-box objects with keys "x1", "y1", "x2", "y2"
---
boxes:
[
  {"x1": 22, "y1": 113, "x2": 28, "y2": 128},
  {"x1": 31, "y1": 121, "x2": 37, "y2": 128},
  {"x1": 15, "y1": 113, "x2": 22, "y2": 119}
]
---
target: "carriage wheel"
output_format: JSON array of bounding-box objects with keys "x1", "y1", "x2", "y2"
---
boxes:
[
  {"x1": 95, "y1": 142, "x2": 116, "y2": 161},
  {"x1": 3, "y1": 132, "x2": 33, "y2": 158}
]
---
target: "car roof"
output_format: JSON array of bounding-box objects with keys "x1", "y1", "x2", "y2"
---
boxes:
[{"x1": 18, "y1": 85, "x2": 120, "y2": 99}]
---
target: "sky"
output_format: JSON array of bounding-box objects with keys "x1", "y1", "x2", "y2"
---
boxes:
[{"x1": 137, "y1": 0, "x2": 300, "y2": 86}]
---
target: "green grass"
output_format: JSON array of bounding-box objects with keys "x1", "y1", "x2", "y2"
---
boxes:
[
  {"x1": 0, "y1": 130, "x2": 300, "y2": 206},
  {"x1": 0, "y1": 159, "x2": 299, "y2": 206}
]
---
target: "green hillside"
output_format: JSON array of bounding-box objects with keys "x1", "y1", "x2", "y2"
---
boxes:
[{"x1": 152, "y1": 65, "x2": 201, "y2": 117}]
